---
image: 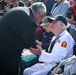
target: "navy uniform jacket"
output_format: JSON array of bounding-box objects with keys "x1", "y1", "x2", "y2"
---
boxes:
[
  {"x1": 23, "y1": 30, "x2": 75, "y2": 75},
  {"x1": 39, "y1": 30, "x2": 75, "y2": 63},
  {"x1": 0, "y1": 7, "x2": 37, "y2": 75}
]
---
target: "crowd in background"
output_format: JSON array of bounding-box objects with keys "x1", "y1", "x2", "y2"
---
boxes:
[
  {"x1": 0, "y1": 0, "x2": 76, "y2": 41},
  {"x1": 0, "y1": 0, "x2": 76, "y2": 75}
]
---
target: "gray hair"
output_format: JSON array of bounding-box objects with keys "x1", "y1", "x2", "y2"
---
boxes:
[{"x1": 30, "y1": 2, "x2": 47, "y2": 15}]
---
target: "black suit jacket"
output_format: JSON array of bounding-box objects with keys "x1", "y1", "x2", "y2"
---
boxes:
[{"x1": 0, "y1": 7, "x2": 37, "y2": 75}]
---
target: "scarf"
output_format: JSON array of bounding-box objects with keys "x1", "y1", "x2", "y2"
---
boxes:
[{"x1": 72, "y1": 5, "x2": 76, "y2": 16}]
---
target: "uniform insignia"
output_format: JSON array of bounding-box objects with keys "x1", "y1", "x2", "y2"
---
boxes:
[{"x1": 61, "y1": 41, "x2": 67, "y2": 48}]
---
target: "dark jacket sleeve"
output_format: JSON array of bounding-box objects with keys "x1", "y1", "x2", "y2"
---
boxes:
[
  {"x1": 60, "y1": 65, "x2": 64, "y2": 73},
  {"x1": 21, "y1": 21, "x2": 37, "y2": 48},
  {"x1": 42, "y1": 43, "x2": 50, "y2": 52},
  {"x1": 4, "y1": 7, "x2": 37, "y2": 48}
]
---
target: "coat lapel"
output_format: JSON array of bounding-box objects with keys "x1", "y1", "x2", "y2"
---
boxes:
[{"x1": 51, "y1": 0, "x2": 64, "y2": 17}]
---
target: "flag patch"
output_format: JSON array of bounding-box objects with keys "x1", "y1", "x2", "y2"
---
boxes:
[{"x1": 61, "y1": 41, "x2": 67, "y2": 48}]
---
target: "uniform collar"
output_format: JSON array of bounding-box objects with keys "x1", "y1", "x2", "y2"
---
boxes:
[
  {"x1": 59, "y1": 30, "x2": 66, "y2": 36},
  {"x1": 54, "y1": 30, "x2": 66, "y2": 38}
]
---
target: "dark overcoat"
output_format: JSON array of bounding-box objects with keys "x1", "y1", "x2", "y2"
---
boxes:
[{"x1": 0, "y1": 7, "x2": 37, "y2": 75}]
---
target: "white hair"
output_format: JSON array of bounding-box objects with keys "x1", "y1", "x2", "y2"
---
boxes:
[
  {"x1": 30, "y1": 2, "x2": 47, "y2": 15},
  {"x1": 58, "y1": 21, "x2": 67, "y2": 29}
]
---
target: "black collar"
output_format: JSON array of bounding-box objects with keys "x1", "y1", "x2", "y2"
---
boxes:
[{"x1": 29, "y1": 8, "x2": 34, "y2": 18}]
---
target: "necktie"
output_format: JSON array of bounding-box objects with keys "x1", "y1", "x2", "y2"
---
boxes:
[{"x1": 48, "y1": 36, "x2": 60, "y2": 53}]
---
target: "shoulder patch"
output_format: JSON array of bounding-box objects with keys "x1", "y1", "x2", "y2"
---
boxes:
[{"x1": 61, "y1": 41, "x2": 67, "y2": 48}]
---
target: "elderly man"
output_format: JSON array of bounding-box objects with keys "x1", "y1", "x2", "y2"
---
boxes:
[
  {"x1": 0, "y1": 2, "x2": 46, "y2": 75},
  {"x1": 23, "y1": 15, "x2": 75, "y2": 75}
]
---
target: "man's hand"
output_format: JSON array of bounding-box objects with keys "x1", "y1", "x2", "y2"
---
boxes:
[
  {"x1": 53, "y1": 67, "x2": 62, "y2": 74},
  {"x1": 36, "y1": 40, "x2": 42, "y2": 47},
  {"x1": 29, "y1": 45, "x2": 43, "y2": 56},
  {"x1": 66, "y1": 15, "x2": 76, "y2": 25}
]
